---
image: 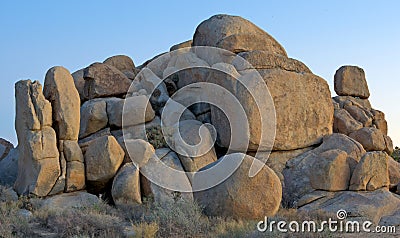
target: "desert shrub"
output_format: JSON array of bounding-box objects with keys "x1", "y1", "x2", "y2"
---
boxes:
[
  {"x1": 132, "y1": 222, "x2": 159, "y2": 238},
  {"x1": 32, "y1": 202, "x2": 123, "y2": 238},
  {"x1": 392, "y1": 146, "x2": 400, "y2": 162},
  {"x1": 146, "y1": 125, "x2": 168, "y2": 149},
  {"x1": 0, "y1": 187, "x2": 30, "y2": 237}
]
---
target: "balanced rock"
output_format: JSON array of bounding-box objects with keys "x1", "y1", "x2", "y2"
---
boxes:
[
  {"x1": 193, "y1": 14, "x2": 287, "y2": 56},
  {"x1": 83, "y1": 63, "x2": 132, "y2": 100},
  {"x1": 85, "y1": 136, "x2": 124, "y2": 192},
  {"x1": 334, "y1": 65, "x2": 370, "y2": 99},
  {"x1": 349, "y1": 151, "x2": 390, "y2": 191},
  {"x1": 193, "y1": 153, "x2": 282, "y2": 219},
  {"x1": 44, "y1": 66, "x2": 81, "y2": 140},
  {"x1": 111, "y1": 163, "x2": 141, "y2": 206},
  {"x1": 14, "y1": 80, "x2": 60, "y2": 196}
]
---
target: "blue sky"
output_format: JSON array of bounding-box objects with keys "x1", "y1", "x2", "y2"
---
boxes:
[{"x1": 1, "y1": 1, "x2": 399, "y2": 146}]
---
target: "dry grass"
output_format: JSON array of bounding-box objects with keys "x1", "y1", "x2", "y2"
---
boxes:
[{"x1": 0, "y1": 185, "x2": 390, "y2": 237}]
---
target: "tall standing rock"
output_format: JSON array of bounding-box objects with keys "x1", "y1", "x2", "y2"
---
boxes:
[
  {"x1": 14, "y1": 80, "x2": 60, "y2": 196},
  {"x1": 44, "y1": 66, "x2": 85, "y2": 193},
  {"x1": 44, "y1": 66, "x2": 80, "y2": 140}
]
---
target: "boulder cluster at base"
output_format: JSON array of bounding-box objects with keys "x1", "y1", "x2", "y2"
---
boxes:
[{"x1": 0, "y1": 14, "x2": 399, "y2": 227}]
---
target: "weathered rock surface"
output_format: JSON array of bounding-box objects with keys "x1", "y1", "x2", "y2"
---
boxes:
[
  {"x1": 0, "y1": 138, "x2": 13, "y2": 160},
  {"x1": 121, "y1": 95, "x2": 156, "y2": 127},
  {"x1": 170, "y1": 40, "x2": 193, "y2": 51},
  {"x1": 388, "y1": 156, "x2": 400, "y2": 189},
  {"x1": 349, "y1": 127, "x2": 386, "y2": 151},
  {"x1": 71, "y1": 69, "x2": 85, "y2": 101},
  {"x1": 234, "y1": 50, "x2": 311, "y2": 73},
  {"x1": 85, "y1": 136, "x2": 124, "y2": 192},
  {"x1": 309, "y1": 149, "x2": 351, "y2": 191},
  {"x1": 210, "y1": 67, "x2": 333, "y2": 151},
  {"x1": 141, "y1": 149, "x2": 193, "y2": 204},
  {"x1": 168, "y1": 120, "x2": 217, "y2": 173},
  {"x1": 79, "y1": 99, "x2": 108, "y2": 138},
  {"x1": 14, "y1": 80, "x2": 60, "y2": 196},
  {"x1": 103, "y1": 55, "x2": 136, "y2": 79},
  {"x1": 65, "y1": 160, "x2": 85, "y2": 192},
  {"x1": 111, "y1": 163, "x2": 141, "y2": 206},
  {"x1": 334, "y1": 65, "x2": 370, "y2": 99},
  {"x1": 333, "y1": 108, "x2": 363, "y2": 135},
  {"x1": 123, "y1": 139, "x2": 155, "y2": 168},
  {"x1": 83, "y1": 63, "x2": 132, "y2": 100},
  {"x1": 39, "y1": 191, "x2": 100, "y2": 211},
  {"x1": 299, "y1": 189, "x2": 400, "y2": 224},
  {"x1": 193, "y1": 153, "x2": 282, "y2": 219},
  {"x1": 44, "y1": 66, "x2": 81, "y2": 140},
  {"x1": 350, "y1": 151, "x2": 390, "y2": 191},
  {"x1": 283, "y1": 133, "x2": 366, "y2": 207},
  {"x1": 193, "y1": 14, "x2": 287, "y2": 56},
  {"x1": 333, "y1": 95, "x2": 372, "y2": 109}
]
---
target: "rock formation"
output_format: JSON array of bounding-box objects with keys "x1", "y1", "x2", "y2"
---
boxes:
[{"x1": 3, "y1": 14, "x2": 399, "y2": 226}]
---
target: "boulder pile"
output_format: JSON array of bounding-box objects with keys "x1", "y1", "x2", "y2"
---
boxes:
[{"x1": 1, "y1": 14, "x2": 399, "y2": 225}]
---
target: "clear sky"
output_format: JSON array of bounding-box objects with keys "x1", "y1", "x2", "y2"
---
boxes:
[{"x1": 1, "y1": 1, "x2": 399, "y2": 147}]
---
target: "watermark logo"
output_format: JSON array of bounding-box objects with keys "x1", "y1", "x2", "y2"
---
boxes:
[{"x1": 257, "y1": 209, "x2": 396, "y2": 234}]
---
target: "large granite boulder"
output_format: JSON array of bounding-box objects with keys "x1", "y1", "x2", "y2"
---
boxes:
[
  {"x1": 79, "y1": 99, "x2": 108, "y2": 139},
  {"x1": 211, "y1": 68, "x2": 333, "y2": 151},
  {"x1": 193, "y1": 14, "x2": 287, "y2": 56},
  {"x1": 83, "y1": 63, "x2": 132, "y2": 100},
  {"x1": 167, "y1": 120, "x2": 217, "y2": 174},
  {"x1": 85, "y1": 136, "x2": 125, "y2": 192},
  {"x1": 349, "y1": 151, "x2": 390, "y2": 191},
  {"x1": 299, "y1": 189, "x2": 400, "y2": 225},
  {"x1": 141, "y1": 149, "x2": 193, "y2": 204},
  {"x1": 193, "y1": 153, "x2": 282, "y2": 219},
  {"x1": 111, "y1": 163, "x2": 141, "y2": 206},
  {"x1": 283, "y1": 133, "x2": 366, "y2": 207}
]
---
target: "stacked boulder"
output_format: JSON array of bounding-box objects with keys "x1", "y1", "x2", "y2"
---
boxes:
[
  {"x1": 282, "y1": 65, "x2": 400, "y2": 225},
  {"x1": 5, "y1": 14, "x2": 399, "y2": 224}
]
